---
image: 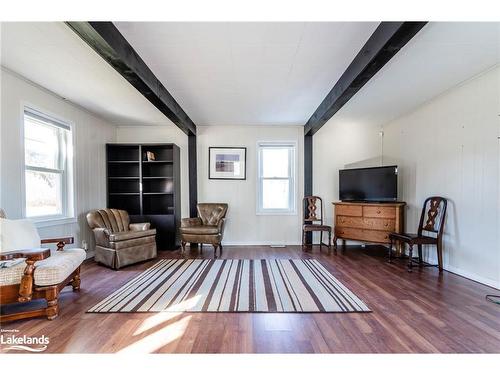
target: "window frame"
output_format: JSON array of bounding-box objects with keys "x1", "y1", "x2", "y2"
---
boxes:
[
  {"x1": 21, "y1": 104, "x2": 76, "y2": 226},
  {"x1": 256, "y1": 141, "x2": 297, "y2": 215}
]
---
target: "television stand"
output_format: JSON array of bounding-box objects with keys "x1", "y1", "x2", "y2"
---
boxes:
[{"x1": 332, "y1": 201, "x2": 405, "y2": 252}]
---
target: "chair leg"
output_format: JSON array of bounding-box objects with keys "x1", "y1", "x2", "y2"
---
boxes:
[
  {"x1": 417, "y1": 244, "x2": 423, "y2": 265},
  {"x1": 333, "y1": 235, "x2": 337, "y2": 254},
  {"x1": 72, "y1": 267, "x2": 81, "y2": 291},
  {"x1": 181, "y1": 241, "x2": 186, "y2": 254},
  {"x1": 45, "y1": 286, "x2": 59, "y2": 320},
  {"x1": 320, "y1": 231, "x2": 323, "y2": 251},
  {"x1": 302, "y1": 230, "x2": 311, "y2": 252},
  {"x1": 407, "y1": 244, "x2": 414, "y2": 272},
  {"x1": 437, "y1": 240, "x2": 443, "y2": 272},
  {"x1": 212, "y1": 244, "x2": 218, "y2": 258},
  {"x1": 328, "y1": 230, "x2": 332, "y2": 255},
  {"x1": 388, "y1": 238, "x2": 394, "y2": 263}
]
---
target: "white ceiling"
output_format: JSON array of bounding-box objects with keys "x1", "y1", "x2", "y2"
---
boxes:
[
  {"x1": 0, "y1": 22, "x2": 170, "y2": 126},
  {"x1": 1, "y1": 22, "x2": 499, "y2": 130},
  {"x1": 328, "y1": 22, "x2": 500, "y2": 130},
  {"x1": 114, "y1": 22, "x2": 379, "y2": 126}
]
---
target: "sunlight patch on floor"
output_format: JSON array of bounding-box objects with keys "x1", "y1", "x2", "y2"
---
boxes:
[
  {"x1": 134, "y1": 295, "x2": 202, "y2": 336},
  {"x1": 119, "y1": 316, "x2": 192, "y2": 354}
]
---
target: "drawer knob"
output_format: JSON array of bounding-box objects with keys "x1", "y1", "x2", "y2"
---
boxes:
[
  {"x1": 377, "y1": 210, "x2": 381, "y2": 214},
  {"x1": 385, "y1": 223, "x2": 389, "y2": 227}
]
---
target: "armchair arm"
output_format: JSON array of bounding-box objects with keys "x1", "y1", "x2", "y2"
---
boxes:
[
  {"x1": 92, "y1": 228, "x2": 111, "y2": 247},
  {"x1": 217, "y1": 218, "x2": 226, "y2": 235},
  {"x1": 129, "y1": 222, "x2": 151, "y2": 231},
  {"x1": 41, "y1": 236, "x2": 74, "y2": 251},
  {"x1": 181, "y1": 217, "x2": 203, "y2": 227}
]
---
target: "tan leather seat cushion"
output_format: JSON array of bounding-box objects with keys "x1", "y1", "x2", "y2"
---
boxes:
[
  {"x1": 109, "y1": 229, "x2": 156, "y2": 242},
  {"x1": 110, "y1": 235, "x2": 156, "y2": 250},
  {"x1": 180, "y1": 225, "x2": 219, "y2": 235},
  {"x1": 0, "y1": 248, "x2": 86, "y2": 287}
]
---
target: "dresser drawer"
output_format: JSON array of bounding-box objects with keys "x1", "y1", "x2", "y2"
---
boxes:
[
  {"x1": 363, "y1": 206, "x2": 396, "y2": 218},
  {"x1": 335, "y1": 204, "x2": 362, "y2": 217},
  {"x1": 336, "y1": 216, "x2": 395, "y2": 231},
  {"x1": 335, "y1": 227, "x2": 391, "y2": 243}
]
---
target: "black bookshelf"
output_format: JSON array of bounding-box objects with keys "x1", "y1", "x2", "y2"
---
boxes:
[{"x1": 106, "y1": 143, "x2": 181, "y2": 250}]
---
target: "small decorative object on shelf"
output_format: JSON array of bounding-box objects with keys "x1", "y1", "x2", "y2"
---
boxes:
[{"x1": 146, "y1": 151, "x2": 156, "y2": 161}]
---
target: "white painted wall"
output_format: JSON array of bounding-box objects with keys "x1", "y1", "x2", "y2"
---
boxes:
[
  {"x1": 117, "y1": 124, "x2": 304, "y2": 245},
  {"x1": 314, "y1": 66, "x2": 500, "y2": 288},
  {"x1": 314, "y1": 120, "x2": 383, "y2": 230},
  {"x1": 116, "y1": 125, "x2": 189, "y2": 219},
  {"x1": 0, "y1": 69, "x2": 117, "y2": 256},
  {"x1": 197, "y1": 125, "x2": 304, "y2": 245},
  {"x1": 383, "y1": 66, "x2": 500, "y2": 288}
]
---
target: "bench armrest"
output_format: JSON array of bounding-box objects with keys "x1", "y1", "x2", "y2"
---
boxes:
[
  {"x1": 0, "y1": 248, "x2": 51, "y2": 261},
  {"x1": 0, "y1": 248, "x2": 51, "y2": 302},
  {"x1": 41, "y1": 237, "x2": 74, "y2": 251}
]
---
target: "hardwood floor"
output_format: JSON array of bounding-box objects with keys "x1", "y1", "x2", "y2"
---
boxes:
[{"x1": 1, "y1": 245, "x2": 499, "y2": 353}]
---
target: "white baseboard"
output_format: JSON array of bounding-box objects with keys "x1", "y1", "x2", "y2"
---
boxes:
[
  {"x1": 416, "y1": 252, "x2": 500, "y2": 290},
  {"x1": 442, "y1": 265, "x2": 500, "y2": 290},
  {"x1": 219, "y1": 241, "x2": 301, "y2": 246}
]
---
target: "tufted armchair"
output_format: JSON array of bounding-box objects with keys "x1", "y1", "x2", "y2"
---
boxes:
[
  {"x1": 86, "y1": 209, "x2": 157, "y2": 269},
  {"x1": 180, "y1": 203, "x2": 228, "y2": 256}
]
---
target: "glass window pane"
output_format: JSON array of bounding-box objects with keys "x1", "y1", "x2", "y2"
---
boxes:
[
  {"x1": 25, "y1": 170, "x2": 62, "y2": 217},
  {"x1": 24, "y1": 116, "x2": 60, "y2": 169},
  {"x1": 262, "y1": 148, "x2": 289, "y2": 178},
  {"x1": 262, "y1": 179, "x2": 290, "y2": 209}
]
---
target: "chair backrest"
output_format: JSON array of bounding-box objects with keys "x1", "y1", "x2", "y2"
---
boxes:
[
  {"x1": 197, "y1": 203, "x2": 228, "y2": 225},
  {"x1": 418, "y1": 197, "x2": 447, "y2": 237},
  {"x1": 303, "y1": 196, "x2": 324, "y2": 225},
  {"x1": 86, "y1": 209, "x2": 130, "y2": 233}
]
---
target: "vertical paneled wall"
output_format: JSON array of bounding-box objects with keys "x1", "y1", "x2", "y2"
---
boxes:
[
  {"x1": 0, "y1": 69, "x2": 116, "y2": 256},
  {"x1": 383, "y1": 66, "x2": 500, "y2": 287},
  {"x1": 314, "y1": 66, "x2": 500, "y2": 288}
]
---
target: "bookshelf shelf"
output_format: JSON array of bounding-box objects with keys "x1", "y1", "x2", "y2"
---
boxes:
[{"x1": 106, "y1": 143, "x2": 181, "y2": 249}]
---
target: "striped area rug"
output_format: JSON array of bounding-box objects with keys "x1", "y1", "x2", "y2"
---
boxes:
[{"x1": 88, "y1": 259, "x2": 370, "y2": 313}]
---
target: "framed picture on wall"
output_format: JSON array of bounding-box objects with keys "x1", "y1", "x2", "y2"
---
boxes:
[{"x1": 209, "y1": 147, "x2": 247, "y2": 180}]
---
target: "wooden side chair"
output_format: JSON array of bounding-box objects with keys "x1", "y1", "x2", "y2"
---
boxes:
[
  {"x1": 388, "y1": 196, "x2": 447, "y2": 272},
  {"x1": 302, "y1": 196, "x2": 332, "y2": 253}
]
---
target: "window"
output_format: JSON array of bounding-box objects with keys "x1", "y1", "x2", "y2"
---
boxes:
[
  {"x1": 23, "y1": 108, "x2": 74, "y2": 221},
  {"x1": 257, "y1": 142, "x2": 296, "y2": 214}
]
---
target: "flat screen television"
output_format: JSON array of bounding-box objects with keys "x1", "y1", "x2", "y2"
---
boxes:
[{"x1": 339, "y1": 165, "x2": 398, "y2": 202}]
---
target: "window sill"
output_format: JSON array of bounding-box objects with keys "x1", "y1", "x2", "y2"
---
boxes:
[{"x1": 33, "y1": 216, "x2": 77, "y2": 228}]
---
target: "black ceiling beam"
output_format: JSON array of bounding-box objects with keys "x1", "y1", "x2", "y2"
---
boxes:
[
  {"x1": 66, "y1": 22, "x2": 196, "y2": 136},
  {"x1": 304, "y1": 21, "x2": 427, "y2": 136}
]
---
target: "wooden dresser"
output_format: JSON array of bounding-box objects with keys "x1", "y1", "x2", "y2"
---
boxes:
[{"x1": 332, "y1": 201, "x2": 405, "y2": 249}]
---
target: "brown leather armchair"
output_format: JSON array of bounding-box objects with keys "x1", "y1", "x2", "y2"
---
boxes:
[
  {"x1": 180, "y1": 203, "x2": 228, "y2": 256},
  {"x1": 86, "y1": 209, "x2": 157, "y2": 269}
]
